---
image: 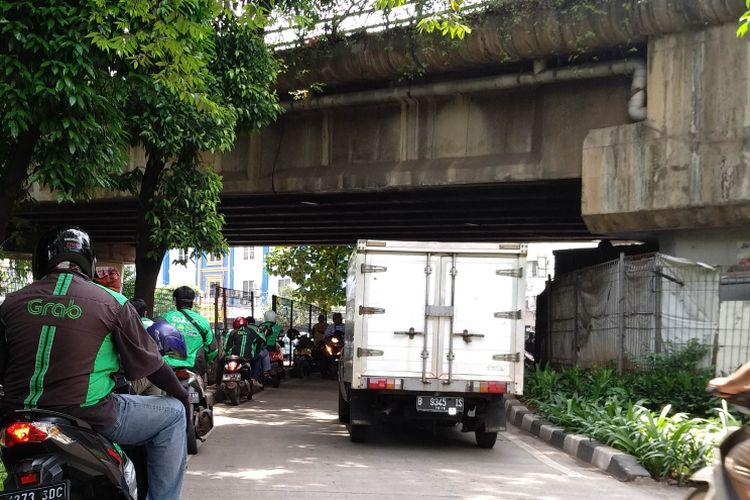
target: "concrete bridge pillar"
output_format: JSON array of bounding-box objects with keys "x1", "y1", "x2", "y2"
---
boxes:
[{"x1": 582, "y1": 22, "x2": 750, "y2": 269}]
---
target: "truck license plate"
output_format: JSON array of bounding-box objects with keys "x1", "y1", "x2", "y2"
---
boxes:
[
  {"x1": 416, "y1": 396, "x2": 464, "y2": 414},
  {"x1": 0, "y1": 481, "x2": 70, "y2": 500}
]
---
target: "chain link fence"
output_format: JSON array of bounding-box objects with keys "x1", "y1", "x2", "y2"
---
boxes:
[
  {"x1": 272, "y1": 295, "x2": 329, "y2": 334},
  {"x1": 544, "y1": 253, "x2": 720, "y2": 373},
  {"x1": 0, "y1": 264, "x2": 33, "y2": 299}
]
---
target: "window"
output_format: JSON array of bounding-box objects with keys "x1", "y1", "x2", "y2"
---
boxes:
[
  {"x1": 537, "y1": 256, "x2": 548, "y2": 277},
  {"x1": 243, "y1": 247, "x2": 254, "y2": 260},
  {"x1": 207, "y1": 252, "x2": 223, "y2": 264},
  {"x1": 177, "y1": 249, "x2": 188, "y2": 263},
  {"x1": 242, "y1": 280, "x2": 255, "y2": 294},
  {"x1": 528, "y1": 261, "x2": 538, "y2": 278},
  {"x1": 207, "y1": 280, "x2": 221, "y2": 297},
  {"x1": 278, "y1": 278, "x2": 291, "y2": 289}
]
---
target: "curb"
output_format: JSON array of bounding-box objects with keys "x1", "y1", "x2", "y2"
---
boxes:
[{"x1": 504, "y1": 398, "x2": 651, "y2": 482}]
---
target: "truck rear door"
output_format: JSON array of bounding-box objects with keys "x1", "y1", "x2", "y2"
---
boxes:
[
  {"x1": 437, "y1": 254, "x2": 524, "y2": 385},
  {"x1": 359, "y1": 251, "x2": 437, "y2": 378}
]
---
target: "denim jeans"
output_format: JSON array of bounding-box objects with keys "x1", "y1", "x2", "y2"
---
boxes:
[
  {"x1": 100, "y1": 394, "x2": 186, "y2": 500},
  {"x1": 252, "y1": 348, "x2": 271, "y2": 381}
]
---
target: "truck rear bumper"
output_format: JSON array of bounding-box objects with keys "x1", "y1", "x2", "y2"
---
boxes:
[{"x1": 348, "y1": 389, "x2": 505, "y2": 431}]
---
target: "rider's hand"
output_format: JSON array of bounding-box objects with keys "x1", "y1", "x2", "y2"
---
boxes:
[{"x1": 709, "y1": 376, "x2": 748, "y2": 398}]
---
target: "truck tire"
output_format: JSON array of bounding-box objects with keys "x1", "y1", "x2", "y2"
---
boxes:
[
  {"x1": 348, "y1": 424, "x2": 367, "y2": 443},
  {"x1": 338, "y1": 391, "x2": 350, "y2": 423},
  {"x1": 475, "y1": 430, "x2": 497, "y2": 449}
]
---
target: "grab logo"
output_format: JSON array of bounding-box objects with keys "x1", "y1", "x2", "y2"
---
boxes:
[{"x1": 27, "y1": 299, "x2": 83, "y2": 320}]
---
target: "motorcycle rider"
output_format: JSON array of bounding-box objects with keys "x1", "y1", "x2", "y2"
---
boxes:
[
  {"x1": 324, "y1": 312, "x2": 345, "y2": 339},
  {"x1": 0, "y1": 227, "x2": 188, "y2": 500},
  {"x1": 219, "y1": 317, "x2": 259, "y2": 385},
  {"x1": 161, "y1": 286, "x2": 218, "y2": 380},
  {"x1": 311, "y1": 314, "x2": 328, "y2": 344},
  {"x1": 129, "y1": 297, "x2": 154, "y2": 329},
  {"x1": 711, "y1": 364, "x2": 750, "y2": 499}
]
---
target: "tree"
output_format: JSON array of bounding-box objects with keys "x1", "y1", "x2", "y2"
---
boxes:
[
  {"x1": 265, "y1": 245, "x2": 351, "y2": 309},
  {"x1": 0, "y1": 0, "x2": 232, "y2": 249},
  {"x1": 0, "y1": 1, "x2": 127, "y2": 247},
  {"x1": 125, "y1": 7, "x2": 282, "y2": 311}
]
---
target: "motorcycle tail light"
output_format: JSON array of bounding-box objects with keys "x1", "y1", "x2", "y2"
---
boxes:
[
  {"x1": 19, "y1": 471, "x2": 39, "y2": 486},
  {"x1": 226, "y1": 361, "x2": 239, "y2": 372},
  {"x1": 175, "y1": 369, "x2": 190, "y2": 380},
  {"x1": 1, "y1": 422, "x2": 50, "y2": 448}
]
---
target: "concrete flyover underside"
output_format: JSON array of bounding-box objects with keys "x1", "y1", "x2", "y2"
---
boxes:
[{"x1": 15, "y1": 179, "x2": 592, "y2": 246}]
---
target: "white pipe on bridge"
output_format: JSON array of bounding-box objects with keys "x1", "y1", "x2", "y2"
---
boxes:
[{"x1": 285, "y1": 58, "x2": 647, "y2": 122}]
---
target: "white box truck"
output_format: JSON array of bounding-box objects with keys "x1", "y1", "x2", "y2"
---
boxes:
[{"x1": 338, "y1": 240, "x2": 526, "y2": 448}]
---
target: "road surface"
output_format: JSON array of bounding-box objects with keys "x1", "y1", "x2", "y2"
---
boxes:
[{"x1": 183, "y1": 377, "x2": 684, "y2": 500}]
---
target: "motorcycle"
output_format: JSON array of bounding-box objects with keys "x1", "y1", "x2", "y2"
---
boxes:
[
  {"x1": 174, "y1": 368, "x2": 213, "y2": 455},
  {"x1": 220, "y1": 355, "x2": 253, "y2": 406},
  {"x1": 0, "y1": 409, "x2": 139, "y2": 499},
  {"x1": 267, "y1": 342, "x2": 286, "y2": 388},
  {"x1": 688, "y1": 390, "x2": 750, "y2": 499},
  {"x1": 292, "y1": 334, "x2": 315, "y2": 378},
  {"x1": 320, "y1": 332, "x2": 344, "y2": 379}
]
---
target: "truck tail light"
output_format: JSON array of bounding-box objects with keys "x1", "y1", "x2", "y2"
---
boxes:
[
  {"x1": 469, "y1": 381, "x2": 507, "y2": 394},
  {"x1": 366, "y1": 378, "x2": 403, "y2": 390}
]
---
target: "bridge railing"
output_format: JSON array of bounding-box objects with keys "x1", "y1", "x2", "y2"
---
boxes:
[{"x1": 266, "y1": 0, "x2": 489, "y2": 49}]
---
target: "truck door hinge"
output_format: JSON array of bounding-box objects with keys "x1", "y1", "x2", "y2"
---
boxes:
[
  {"x1": 494, "y1": 310, "x2": 522, "y2": 320},
  {"x1": 452, "y1": 330, "x2": 485, "y2": 343},
  {"x1": 394, "y1": 327, "x2": 423, "y2": 339},
  {"x1": 361, "y1": 264, "x2": 387, "y2": 273},
  {"x1": 492, "y1": 352, "x2": 521, "y2": 363},
  {"x1": 357, "y1": 348, "x2": 384, "y2": 357},
  {"x1": 359, "y1": 306, "x2": 386, "y2": 315},
  {"x1": 496, "y1": 268, "x2": 524, "y2": 278}
]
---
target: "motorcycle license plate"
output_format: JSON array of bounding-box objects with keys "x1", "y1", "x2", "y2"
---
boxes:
[
  {"x1": 416, "y1": 396, "x2": 464, "y2": 415},
  {"x1": 223, "y1": 373, "x2": 241, "y2": 381},
  {"x1": 188, "y1": 389, "x2": 200, "y2": 403},
  {"x1": 0, "y1": 481, "x2": 70, "y2": 500}
]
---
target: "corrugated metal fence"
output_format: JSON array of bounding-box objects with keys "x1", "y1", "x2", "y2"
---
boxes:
[{"x1": 546, "y1": 253, "x2": 720, "y2": 372}]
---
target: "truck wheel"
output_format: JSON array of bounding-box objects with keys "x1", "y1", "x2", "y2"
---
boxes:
[
  {"x1": 338, "y1": 392, "x2": 350, "y2": 423},
  {"x1": 348, "y1": 424, "x2": 367, "y2": 443},
  {"x1": 475, "y1": 430, "x2": 497, "y2": 449}
]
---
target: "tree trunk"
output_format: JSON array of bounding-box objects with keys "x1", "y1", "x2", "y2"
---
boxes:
[
  {"x1": 133, "y1": 150, "x2": 167, "y2": 314},
  {"x1": 0, "y1": 128, "x2": 40, "y2": 248}
]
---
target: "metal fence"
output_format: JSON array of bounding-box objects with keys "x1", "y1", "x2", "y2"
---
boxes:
[
  {"x1": 211, "y1": 285, "x2": 272, "y2": 338},
  {"x1": 716, "y1": 273, "x2": 750, "y2": 375},
  {"x1": 272, "y1": 295, "x2": 329, "y2": 334},
  {"x1": 0, "y1": 264, "x2": 32, "y2": 298},
  {"x1": 545, "y1": 253, "x2": 720, "y2": 373}
]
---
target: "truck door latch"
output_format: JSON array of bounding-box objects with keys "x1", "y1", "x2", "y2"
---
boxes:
[
  {"x1": 492, "y1": 353, "x2": 521, "y2": 362},
  {"x1": 452, "y1": 330, "x2": 485, "y2": 343},
  {"x1": 359, "y1": 306, "x2": 386, "y2": 315},
  {"x1": 493, "y1": 310, "x2": 522, "y2": 320},
  {"x1": 394, "y1": 327, "x2": 423, "y2": 340}
]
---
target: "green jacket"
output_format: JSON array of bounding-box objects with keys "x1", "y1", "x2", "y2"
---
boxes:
[
  {"x1": 161, "y1": 309, "x2": 218, "y2": 369},
  {"x1": 258, "y1": 321, "x2": 282, "y2": 347}
]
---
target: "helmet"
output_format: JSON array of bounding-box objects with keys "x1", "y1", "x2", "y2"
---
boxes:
[
  {"x1": 264, "y1": 310, "x2": 277, "y2": 323},
  {"x1": 32, "y1": 226, "x2": 96, "y2": 280},
  {"x1": 173, "y1": 286, "x2": 195, "y2": 308},
  {"x1": 233, "y1": 316, "x2": 247, "y2": 330},
  {"x1": 147, "y1": 320, "x2": 187, "y2": 359}
]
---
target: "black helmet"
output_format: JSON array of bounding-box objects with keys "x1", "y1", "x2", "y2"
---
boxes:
[
  {"x1": 173, "y1": 286, "x2": 195, "y2": 308},
  {"x1": 32, "y1": 227, "x2": 96, "y2": 280}
]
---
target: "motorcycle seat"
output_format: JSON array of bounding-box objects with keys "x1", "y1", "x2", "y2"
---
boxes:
[{"x1": 2, "y1": 409, "x2": 93, "y2": 431}]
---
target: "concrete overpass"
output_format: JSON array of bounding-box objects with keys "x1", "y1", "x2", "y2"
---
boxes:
[{"x1": 16, "y1": 0, "x2": 750, "y2": 269}]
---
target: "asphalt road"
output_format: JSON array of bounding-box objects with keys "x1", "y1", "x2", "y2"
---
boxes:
[{"x1": 183, "y1": 377, "x2": 685, "y2": 500}]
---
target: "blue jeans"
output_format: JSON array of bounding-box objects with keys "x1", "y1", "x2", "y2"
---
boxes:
[
  {"x1": 252, "y1": 348, "x2": 271, "y2": 381},
  {"x1": 101, "y1": 394, "x2": 186, "y2": 500}
]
